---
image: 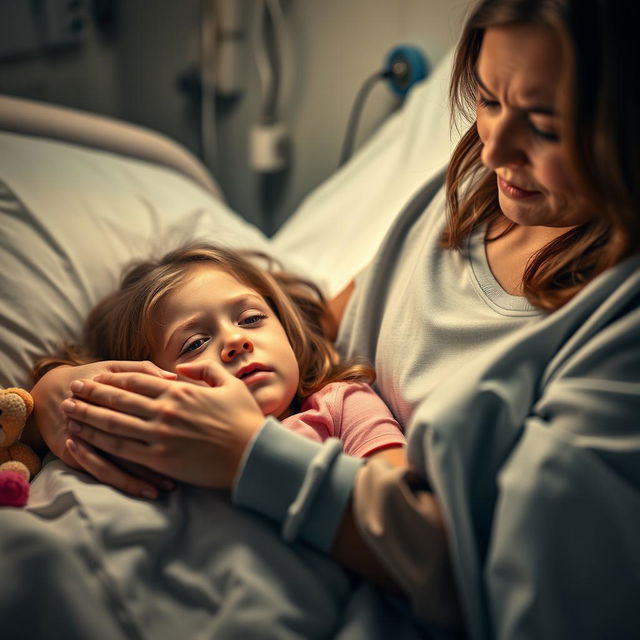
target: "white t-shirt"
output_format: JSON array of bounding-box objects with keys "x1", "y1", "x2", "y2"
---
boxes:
[{"x1": 337, "y1": 183, "x2": 541, "y2": 427}]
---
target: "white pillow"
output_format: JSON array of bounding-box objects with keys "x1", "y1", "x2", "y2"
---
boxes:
[
  {"x1": 0, "y1": 47, "x2": 460, "y2": 387},
  {"x1": 0, "y1": 132, "x2": 272, "y2": 388}
]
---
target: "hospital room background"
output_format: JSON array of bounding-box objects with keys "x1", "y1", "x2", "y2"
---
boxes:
[
  {"x1": 0, "y1": 0, "x2": 472, "y2": 235},
  {"x1": 1, "y1": 2, "x2": 638, "y2": 637},
  {"x1": 0, "y1": 3, "x2": 479, "y2": 634}
]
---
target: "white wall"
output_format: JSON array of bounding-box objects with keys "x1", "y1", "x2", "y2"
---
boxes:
[
  {"x1": 0, "y1": 0, "x2": 472, "y2": 232},
  {"x1": 254, "y1": 0, "x2": 471, "y2": 232}
]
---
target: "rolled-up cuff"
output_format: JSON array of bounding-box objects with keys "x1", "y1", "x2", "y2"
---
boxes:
[{"x1": 232, "y1": 417, "x2": 363, "y2": 552}]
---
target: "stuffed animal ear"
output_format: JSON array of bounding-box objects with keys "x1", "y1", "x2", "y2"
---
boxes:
[{"x1": 1, "y1": 388, "x2": 34, "y2": 418}]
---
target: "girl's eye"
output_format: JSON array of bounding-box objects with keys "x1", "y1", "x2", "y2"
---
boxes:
[
  {"x1": 181, "y1": 336, "x2": 209, "y2": 355},
  {"x1": 240, "y1": 313, "x2": 267, "y2": 326}
]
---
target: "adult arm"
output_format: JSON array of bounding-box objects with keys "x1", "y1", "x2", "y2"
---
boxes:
[
  {"x1": 234, "y1": 420, "x2": 461, "y2": 630},
  {"x1": 367, "y1": 445, "x2": 406, "y2": 466},
  {"x1": 326, "y1": 279, "x2": 355, "y2": 341},
  {"x1": 484, "y1": 348, "x2": 640, "y2": 637},
  {"x1": 334, "y1": 460, "x2": 463, "y2": 628},
  {"x1": 59, "y1": 360, "x2": 463, "y2": 631}
]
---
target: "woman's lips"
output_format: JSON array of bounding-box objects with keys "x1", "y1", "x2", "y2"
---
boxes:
[{"x1": 498, "y1": 176, "x2": 540, "y2": 199}]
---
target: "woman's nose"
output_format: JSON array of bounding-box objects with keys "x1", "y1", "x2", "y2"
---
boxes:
[
  {"x1": 220, "y1": 332, "x2": 254, "y2": 362},
  {"x1": 480, "y1": 115, "x2": 527, "y2": 170}
]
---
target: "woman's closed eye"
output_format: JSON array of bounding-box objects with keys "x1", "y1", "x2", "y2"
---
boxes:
[
  {"x1": 477, "y1": 89, "x2": 560, "y2": 143},
  {"x1": 528, "y1": 120, "x2": 559, "y2": 142},
  {"x1": 477, "y1": 94, "x2": 499, "y2": 110}
]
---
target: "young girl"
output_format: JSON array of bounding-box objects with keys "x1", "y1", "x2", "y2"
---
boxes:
[{"x1": 36, "y1": 242, "x2": 405, "y2": 465}]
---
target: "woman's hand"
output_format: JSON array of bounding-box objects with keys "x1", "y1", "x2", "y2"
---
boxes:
[
  {"x1": 61, "y1": 360, "x2": 266, "y2": 489},
  {"x1": 30, "y1": 360, "x2": 179, "y2": 498}
]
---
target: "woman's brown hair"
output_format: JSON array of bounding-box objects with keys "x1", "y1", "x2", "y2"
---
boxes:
[
  {"x1": 34, "y1": 243, "x2": 374, "y2": 399},
  {"x1": 445, "y1": 0, "x2": 640, "y2": 310}
]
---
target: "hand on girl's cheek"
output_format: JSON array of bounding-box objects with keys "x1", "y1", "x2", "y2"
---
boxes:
[{"x1": 175, "y1": 373, "x2": 210, "y2": 387}]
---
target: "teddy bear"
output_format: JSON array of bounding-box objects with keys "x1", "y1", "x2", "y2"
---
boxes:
[{"x1": 0, "y1": 388, "x2": 41, "y2": 507}]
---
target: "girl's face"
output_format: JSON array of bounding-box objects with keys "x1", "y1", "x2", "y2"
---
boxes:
[
  {"x1": 475, "y1": 24, "x2": 591, "y2": 229},
  {"x1": 152, "y1": 264, "x2": 300, "y2": 420}
]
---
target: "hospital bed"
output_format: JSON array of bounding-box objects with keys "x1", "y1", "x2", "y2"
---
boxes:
[{"x1": 0, "y1": 50, "x2": 457, "y2": 638}]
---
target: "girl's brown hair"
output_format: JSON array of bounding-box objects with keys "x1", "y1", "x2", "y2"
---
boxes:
[
  {"x1": 34, "y1": 243, "x2": 374, "y2": 399},
  {"x1": 445, "y1": 0, "x2": 640, "y2": 310}
]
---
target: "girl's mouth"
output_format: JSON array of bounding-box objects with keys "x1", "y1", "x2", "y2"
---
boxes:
[{"x1": 236, "y1": 363, "x2": 273, "y2": 385}]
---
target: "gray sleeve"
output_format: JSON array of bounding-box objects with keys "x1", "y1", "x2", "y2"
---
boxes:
[
  {"x1": 486, "y1": 306, "x2": 640, "y2": 639},
  {"x1": 417, "y1": 272, "x2": 640, "y2": 639},
  {"x1": 232, "y1": 417, "x2": 363, "y2": 552}
]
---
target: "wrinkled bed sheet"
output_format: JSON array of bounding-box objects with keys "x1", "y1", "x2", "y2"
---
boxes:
[{"x1": 1, "y1": 458, "x2": 426, "y2": 639}]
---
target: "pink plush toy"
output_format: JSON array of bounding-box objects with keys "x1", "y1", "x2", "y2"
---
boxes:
[{"x1": 0, "y1": 388, "x2": 41, "y2": 507}]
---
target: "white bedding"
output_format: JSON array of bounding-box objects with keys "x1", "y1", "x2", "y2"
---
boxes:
[
  {"x1": 24, "y1": 459, "x2": 357, "y2": 639},
  {"x1": 0, "y1": 133, "x2": 272, "y2": 389},
  {"x1": 0, "y1": 48, "x2": 456, "y2": 390},
  {"x1": 17, "y1": 455, "x2": 430, "y2": 638}
]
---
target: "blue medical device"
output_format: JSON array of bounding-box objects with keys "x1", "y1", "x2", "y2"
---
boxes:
[
  {"x1": 339, "y1": 44, "x2": 429, "y2": 166},
  {"x1": 384, "y1": 45, "x2": 428, "y2": 95}
]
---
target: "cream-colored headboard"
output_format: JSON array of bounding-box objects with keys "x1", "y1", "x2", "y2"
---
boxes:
[{"x1": 0, "y1": 93, "x2": 221, "y2": 198}]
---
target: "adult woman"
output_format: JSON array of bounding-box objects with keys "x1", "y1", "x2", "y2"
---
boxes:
[{"x1": 31, "y1": 0, "x2": 640, "y2": 636}]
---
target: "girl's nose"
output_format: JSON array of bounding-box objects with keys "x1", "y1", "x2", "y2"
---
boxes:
[{"x1": 220, "y1": 333, "x2": 254, "y2": 362}]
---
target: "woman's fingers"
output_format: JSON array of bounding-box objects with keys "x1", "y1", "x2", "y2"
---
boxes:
[
  {"x1": 67, "y1": 418, "x2": 151, "y2": 464},
  {"x1": 67, "y1": 375, "x2": 164, "y2": 416},
  {"x1": 60, "y1": 363, "x2": 264, "y2": 488},
  {"x1": 107, "y1": 458, "x2": 175, "y2": 492},
  {"x1": 105, "y1": 360, "x2": 177, "y2": 380},
  {"x1": 34, "y1": 360, "x2": 183, "y2": 497},
  {"x1": 62, "y1": 393, "x2": 153, "y2": 442},
  {"x1": 92, "y1": 371, "x2": 174, "y2": 398},
  {"x1": 66, "y1": 437, "x2": 161, "y2": 499}
]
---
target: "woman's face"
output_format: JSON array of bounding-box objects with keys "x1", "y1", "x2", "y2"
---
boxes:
[{"x1": 476, "y1": 24, "x2": 590, "y2": 228}]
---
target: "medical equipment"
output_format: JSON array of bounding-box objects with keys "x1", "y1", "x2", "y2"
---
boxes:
[
  {"x1": 339, "y1": 45, "x2": 428, "y2": 166},
  {"x1": 199, "y1": 0, "x2": 246, "y2": 172},
  {"x1": 385, "y1": 45, "x2": 429, "y2": 96},
  {"x1": 250, "y1": 0, "x2": 294, "y2": 172}
]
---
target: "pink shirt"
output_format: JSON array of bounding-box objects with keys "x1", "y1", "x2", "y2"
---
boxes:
[{"x1": 281, "y1": 381, "x2": 405, "y2": 458}]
